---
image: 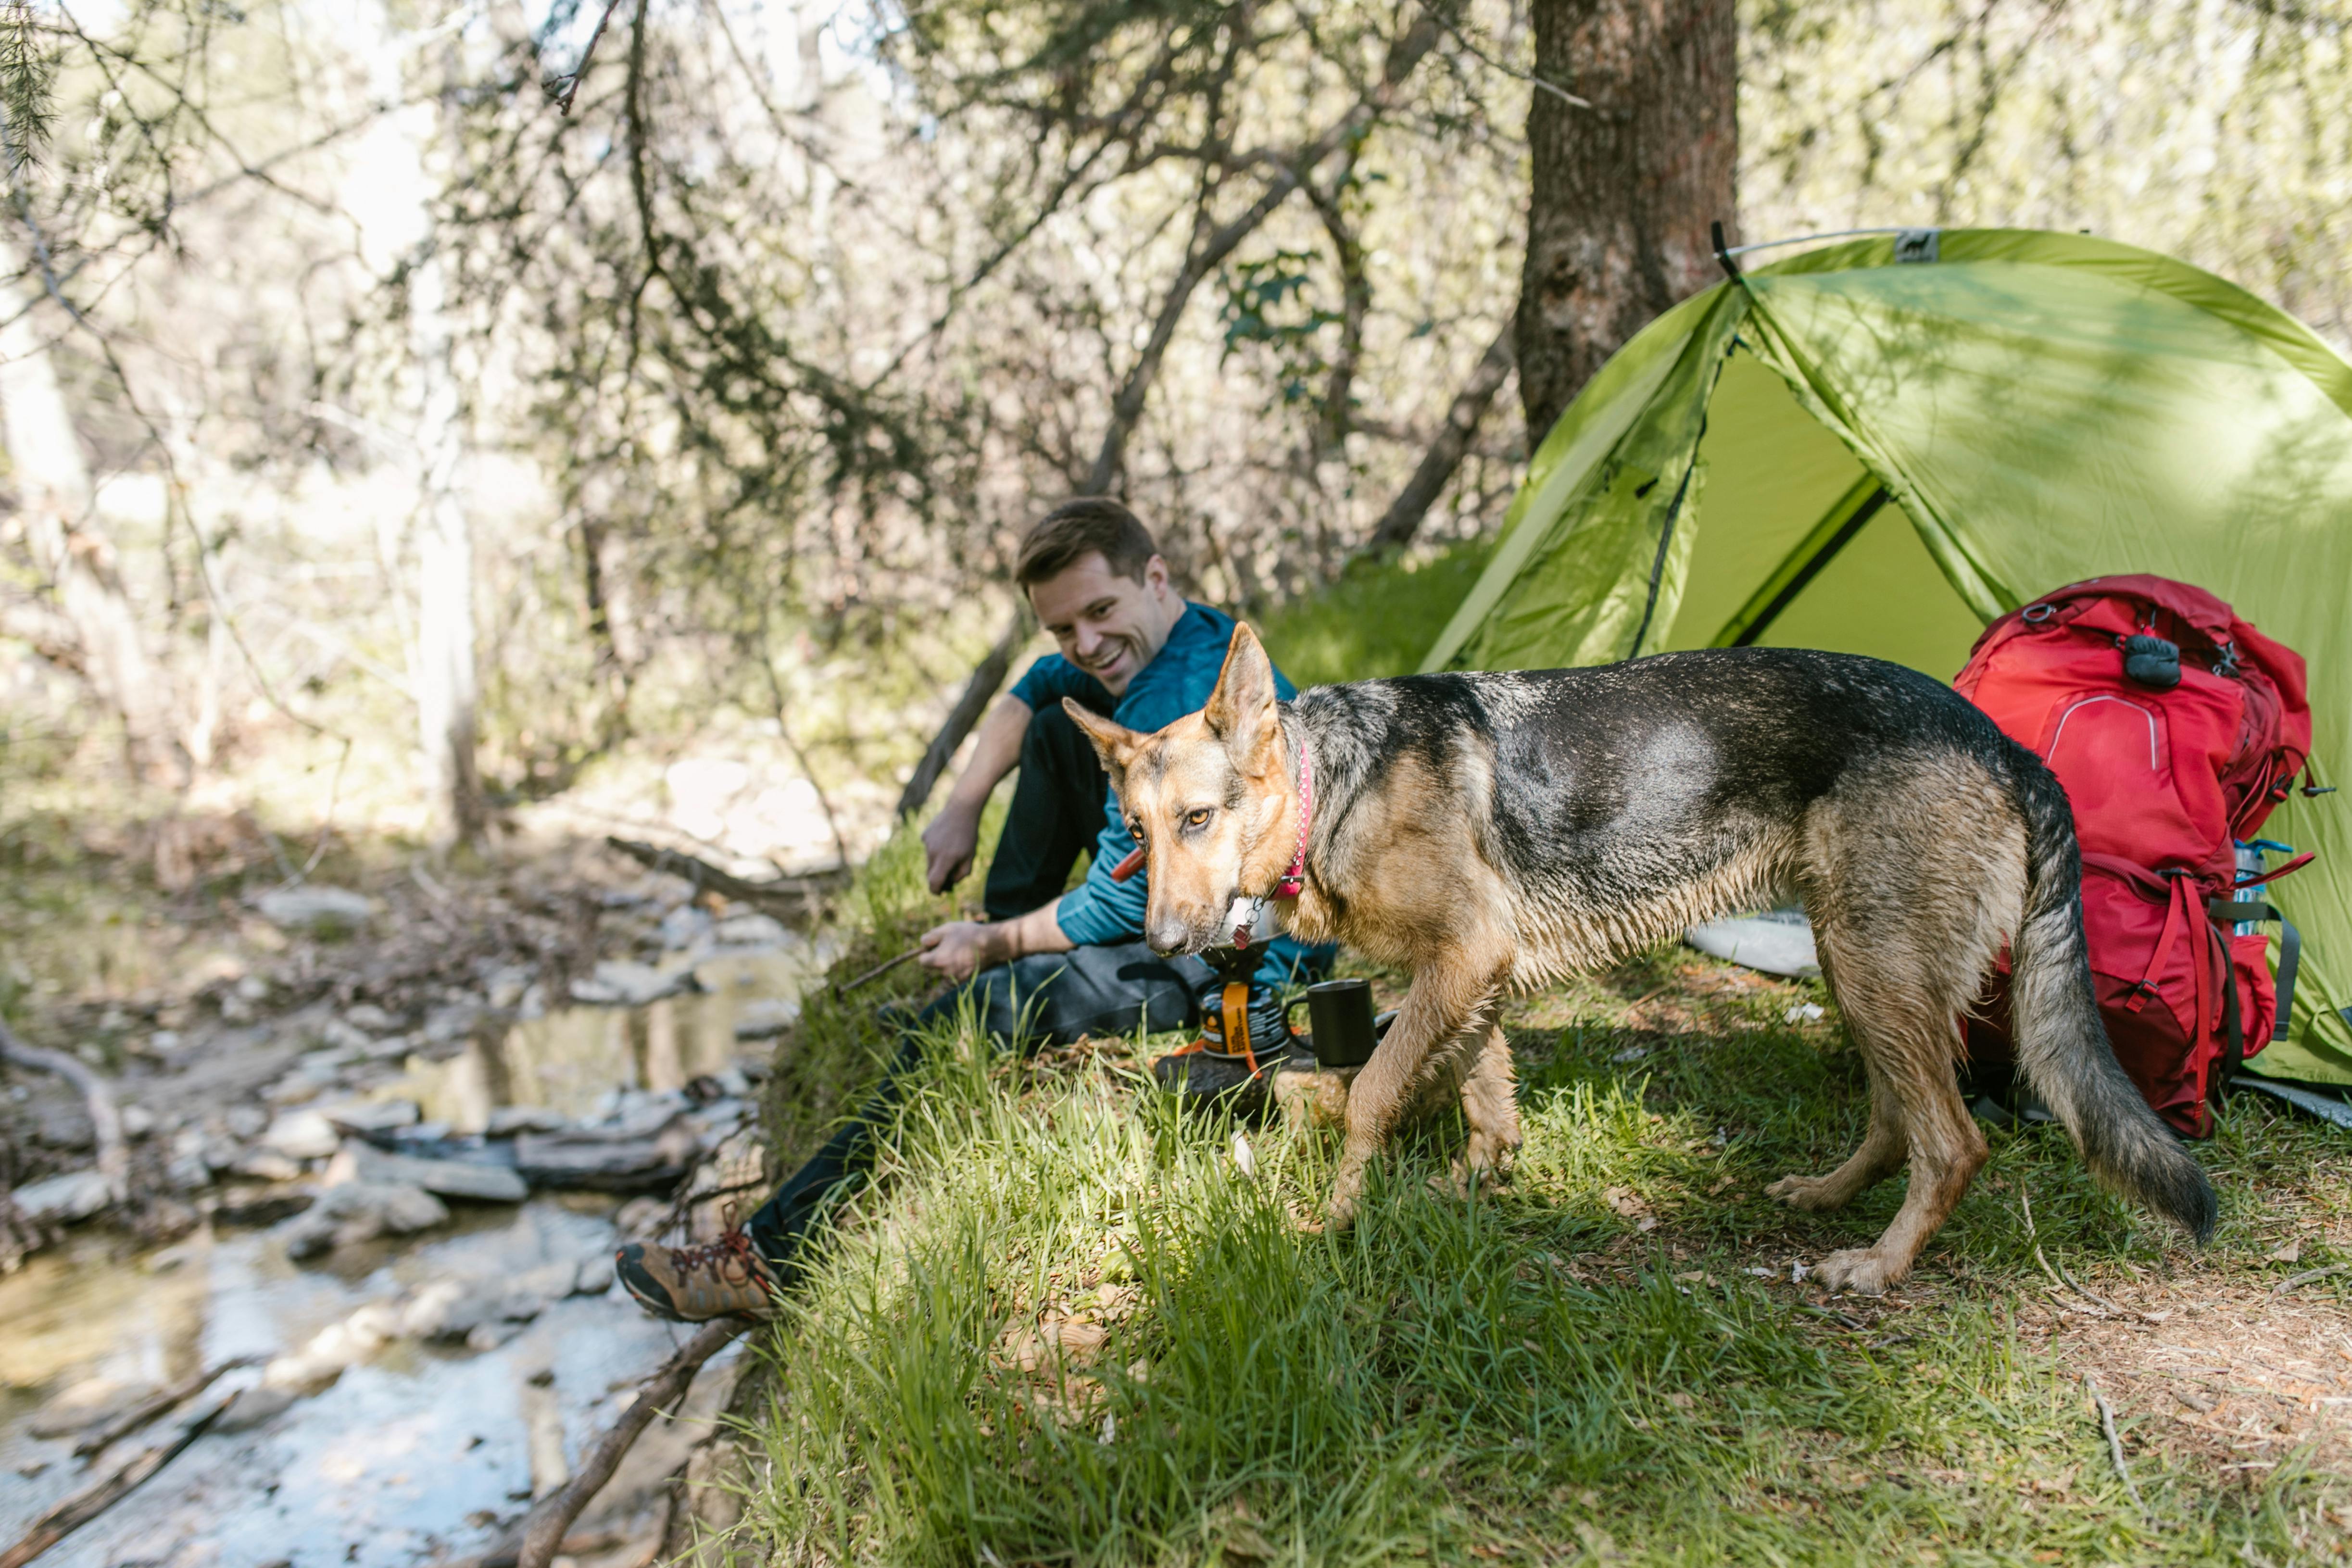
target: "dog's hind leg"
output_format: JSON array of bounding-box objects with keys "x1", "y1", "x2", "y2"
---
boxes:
[
  {"x1": 1784, "y1": 767, "x2": 2019, "y2": 1294},
  {"x1": 1764, "y1": 1051, "x2": 1906, "y2": 1213}
]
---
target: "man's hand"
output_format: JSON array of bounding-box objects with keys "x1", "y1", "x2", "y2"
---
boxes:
[
  {"x1": 918, "y1": 920, "x2": 1004, "y2": 983},
  {"x1": 921, "y1": 801, "x2": 982, "y2": 894}
]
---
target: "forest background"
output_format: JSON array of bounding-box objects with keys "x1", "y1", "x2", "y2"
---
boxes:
[{"x1": 2, "y1": 0, "x2": 2350, "y2": 909}]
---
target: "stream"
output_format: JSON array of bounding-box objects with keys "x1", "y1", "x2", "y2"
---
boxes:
[{"x1": 0, "y1": 928, "x2": 828, "y2": 1568}]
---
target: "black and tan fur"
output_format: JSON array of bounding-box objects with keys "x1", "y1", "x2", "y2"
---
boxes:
[{"x1": 1066, "y1": 625, "x2": 2215, "y2": 1294}]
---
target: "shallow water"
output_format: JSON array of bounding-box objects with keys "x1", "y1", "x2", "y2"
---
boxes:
[{"x1": 0, "y1": 955, "x2": 811, "y2": 1566}]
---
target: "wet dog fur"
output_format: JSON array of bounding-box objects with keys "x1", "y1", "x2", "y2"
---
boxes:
[{"x1": 1065, "y1": 625, "x2": 2215, "y2": 1294}]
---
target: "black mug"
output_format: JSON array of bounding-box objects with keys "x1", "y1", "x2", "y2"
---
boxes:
[{"x1": 1306, "y1": 978, "x2": 1378, "y2": 1068}]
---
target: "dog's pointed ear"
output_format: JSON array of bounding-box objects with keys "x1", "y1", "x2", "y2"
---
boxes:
[
  {"x1": 1203, "y1": 622, "x2": 1281, "y2": 776},
  {"x1": 1063, "y1": 698, "x2": 1142, "y2": 789}
]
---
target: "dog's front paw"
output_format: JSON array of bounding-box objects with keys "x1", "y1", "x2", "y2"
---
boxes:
[
  {"x1": 1765, "y1": 1173, "x2": 1842, "y2": 1212},
  {"x1": 1808, "y1": 1247, "x2": 1903, "y2": 1296}
]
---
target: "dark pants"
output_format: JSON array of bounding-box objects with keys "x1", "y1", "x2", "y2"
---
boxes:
[
  {"x1": 745, "y1": 704, "x2": 1202, "y2": 1275},
  {"x1": 981, "y1": 701, "x2": 1109, "y2": 920}
]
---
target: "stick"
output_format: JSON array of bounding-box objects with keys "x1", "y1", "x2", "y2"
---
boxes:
[
  {"x1": 0, "y1": 1019, "x2": 128, "y2": 1204},
  {"x1": 2273, "y1": 1262, "x2": 2349, "y2": 1295},
  {"x1": 831, "y1": 948, "x2": 919, "y2": 999},
  {"x1": 501, "y1": 1316, "x2": 753, "y2": 1568},
  {"x1": 0, "y1": 1393, "x2": 234, "y2": 1568},
  {"x1": 2084, "y1": 1377, "x2": 2149, "y2": 1519},
  {"x1": 72, "y1": 1356, "x2": 254, "y2": 1458},
  {"x1": 603, "y1": 836, "x2": 846, "y2": 912}
]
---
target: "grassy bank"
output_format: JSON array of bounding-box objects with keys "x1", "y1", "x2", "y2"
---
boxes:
[{"x1": 727, "y1": 907, "x2": 2352, "y2": 1565}]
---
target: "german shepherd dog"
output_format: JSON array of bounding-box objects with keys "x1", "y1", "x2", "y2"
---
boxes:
[{"x1": 1066, "y1": 626, "x2": 2215, "y2": 1293}]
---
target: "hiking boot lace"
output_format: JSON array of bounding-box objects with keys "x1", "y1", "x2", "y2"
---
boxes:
[{"x1": 670, "y1": 1203, "x2": 764, "y2": 1287}]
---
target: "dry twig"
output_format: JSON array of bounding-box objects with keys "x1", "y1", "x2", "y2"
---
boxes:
[
  {"x1": 72, "y1": 1357, "x2": 255, "y2": 1458},
  {"x1": 0, "y1": 1393, "x2": 235, "y2": 1568},
  {"x1": 2084, "y1": 1376, "x2": 2150, "y2": 1520},
  {"x1": 0, "y1": 1019, "x2": 128, "y2": 1204},
  {"x1": 2273, "y1": 1262, "x2": 2349, "y2": 1295},
  {"x1": 498, "y1": 1315, "x2": 754, "y2": 1568}
]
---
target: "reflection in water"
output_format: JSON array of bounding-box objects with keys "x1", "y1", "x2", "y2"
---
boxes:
[{"x1": 396, "y1": 948, "x2": 819, "y2": 1131}]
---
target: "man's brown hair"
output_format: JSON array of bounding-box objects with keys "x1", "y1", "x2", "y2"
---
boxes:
[{"x1": 1015, "y1": 499, "x2": 1159, "y2": 589}]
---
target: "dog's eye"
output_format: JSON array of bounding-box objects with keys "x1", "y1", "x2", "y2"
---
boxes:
[{"x1": 1184, "y1": 808, "x2": 1212, "y2": 828}]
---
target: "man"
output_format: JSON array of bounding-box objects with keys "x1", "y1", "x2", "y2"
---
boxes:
[{"x1": 616, "y1": 499, "x2": 1329, "y2": 1320}]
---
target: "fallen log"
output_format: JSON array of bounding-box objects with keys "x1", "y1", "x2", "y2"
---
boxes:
[
  {"x1": 0, "y1": 1392, "x2": 235, "y2": 1568},
  {"x1": 0, "y1": 1019, "x2": 129, "y2": 1205},
  {"x1": 603, "y1": 837, "x2": 847, "y2": 916},
  {"x1": 478, "y1": 1315, "x2": 754, "y2": 1568}
]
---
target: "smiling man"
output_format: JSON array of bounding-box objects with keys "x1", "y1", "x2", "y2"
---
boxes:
[{"x1": 616, "y1": 499, "x2": 1330, "y2": 1321}]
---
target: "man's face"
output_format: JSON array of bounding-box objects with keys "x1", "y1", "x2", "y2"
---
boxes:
[{"x1": 1027, "y1": 551, "x2": 1179, "y2": 698}]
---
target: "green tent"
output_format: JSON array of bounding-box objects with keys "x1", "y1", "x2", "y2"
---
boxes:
[{"x1": 1422, "y1": 227, "x2": 2352, "y2": 1084}]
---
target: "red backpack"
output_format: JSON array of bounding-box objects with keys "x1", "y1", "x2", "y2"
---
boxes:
[{"x1": 1954, "y1": 575, "x2": 2314, "y2": 1137}]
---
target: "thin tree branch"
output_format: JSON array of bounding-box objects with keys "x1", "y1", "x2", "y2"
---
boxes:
[
  {"x1": 1362, "y1": 322, "x2": 1514, "y2": 553},
  {"x1": 544, "y1": 0, "x2": 629, "y2": 115}
]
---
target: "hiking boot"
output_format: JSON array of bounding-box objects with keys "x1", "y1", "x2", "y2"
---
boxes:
[{"x1": 615, "y1": 1223, "x2": 781, "y2": 1322}]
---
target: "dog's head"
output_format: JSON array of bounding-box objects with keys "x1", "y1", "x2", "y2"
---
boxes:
[{"x1": 1064, "y1": 623, "x2": 1296, "y2": 955}]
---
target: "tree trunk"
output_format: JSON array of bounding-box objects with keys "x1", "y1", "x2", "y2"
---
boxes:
[
  {"x1": 1515, "y1": 0, "x2": 1737, "y2": 442},
  {"x1": 0, "y1": 242, "x2": 187, "y2": 786},
  {"x1": 410, "y1": 239, "x2": 486, "y2": 851}
]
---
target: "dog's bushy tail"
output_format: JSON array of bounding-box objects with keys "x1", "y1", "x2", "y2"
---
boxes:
[{"x1": 2007, "y1": 750, "x2": 2217, "y2": 1241}]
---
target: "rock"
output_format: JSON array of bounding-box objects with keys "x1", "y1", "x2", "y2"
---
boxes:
[
  {"x1": 213, "y1": 1384, "x2": 300, "y2": 1433},
  {"x1": 466, "y1": 1319, "x2": 525, "y2": 1352},
  {"x1": 14, "y1": 1169, "x2": 114, "y2": 1222},
  {"x1": 392, "y1": 1120, "x2": 453, "y2": 1143},
  {"x1": 711, "y1": 912, "x2": 791, "y2": 949},
  {"x1": 348, "y1": 1142, "x2": 528, "y2": 1203},
  {"x1": 343, "y1": 1003, "x2": 399, "y2": 1032},
  {"x1": 397, "y1": 1280, "x2": 485, "y2": 1340},
  {"x1": 487, "y1": 1105, "x2": 569, "y2": 1136},
  {"x1": 422, "y1": 1001, "x2": 485, "y2": 1045},
  {"x1": 33, "y1": 1103, "x2": 96, "y2": 1151},
  {"x1": 276, "y1": 1181, "x2": 449, "y2": 1258},
  {"x1": 514, "y1": 1116, "x2": 699, "y2": 1192},
  {"x1": 613, "y1": 1195, "x2": 668, "y2": 1240},
  {"x1": 483, "y1": 965, "x2": 536, "y2": 1010},
  {"x1": 213, "y1": 1191, "x2": 314, "y2": 1228},
  {"x1": 228, "y1": 1150, "x2": 305, "y2": 1182},
  {"x1": 572, "y1": 1252, "x2": 615, "y2": 1295},
  {"x1": 733, "y1": 997, "x2": 800, "y2": 1041},
  {"x1": 120, "y1": 1104, "x2": 158, "y2": 1139},
  {"x1": 322, "y1": 1099, "x2": 422, "y2": 1134},
  {"x1": 223, "y1": 1104, "x2": 268, "y2": 1140},
  {"x1": 254, "y1": 885, "x2": 375, "y2": 933},
  {"x1": 312, "y1": 1016, "x2": 377, "y2": 1055},
  {"x1": 261, "y1": 1109, "x2": 341, "y2": 1160},
  {"x1": 570, "y1": 960, "x2": 699, "y2": 1007},
  {"x1": 165, "y1": 1150, "x2": 214, "y2": 1192}
]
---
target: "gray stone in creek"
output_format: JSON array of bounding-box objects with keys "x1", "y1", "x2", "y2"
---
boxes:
[
  {"x1": 253, "y1": 885, "x2": 375, "y2": 932},
  {"x1": 513, "y1": 1115, "x2": 698, "y2": 1191},
  {"x1": 569, "y1": 959, "x2": 700, "y2": 1007},
  {"x1": 348, "y1": 1141, "x2": 528, "y2": 1203},
  {"x1": 486, "y1": 1104, "x2": 569, "y2": 1136},
  {"x1": 275, "y1": 1182, "x2": 449, "y2": 1259},
  {"x1": 321, "y1": 1099, "x2": 422, "y2": 1134},
  {"x1": 261, "y1": 1109, "x2": 341, "y2": 1160},
  {"x1": 732, "y1": 997, "x2": 800, "y2": 1041},
  {"x1": 13, "y1": 1168, "x2": 114, "y2": 1222}
]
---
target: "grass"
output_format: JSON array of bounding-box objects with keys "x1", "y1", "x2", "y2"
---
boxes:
[
  {"x1": 1256, "y1": 540, "x2": 1493, "y2": 689},
  {"x1": 726, "y1": 857, "x2": 2352, "y2": 1566}
]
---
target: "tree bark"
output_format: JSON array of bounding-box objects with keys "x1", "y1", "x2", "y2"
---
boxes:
[
  {"x1": 410, "y1": 48, "x2": 487, "y2": 852},
  {"x1": 1514, "y1": 0, "x2": 1737, "y2": 442},
  {"x1": 0, "y1": 240, "x2": 187, "y2": 785},
  {"x1": 1361, "y1": 324, "x2": 1515, "y2": 554}
]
